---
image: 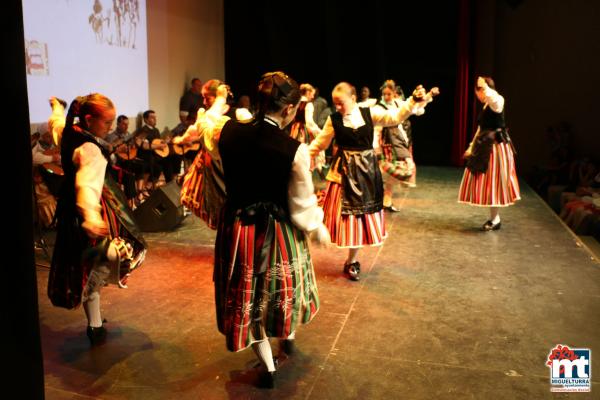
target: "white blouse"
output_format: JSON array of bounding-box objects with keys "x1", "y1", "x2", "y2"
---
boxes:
[
  {"x1": 73, "y1": 141, "x2": 107, "y2": 233},
  {"x1": 466, "y1": 87, "x2": 506, "y2": 153},
  {"x1": 32, "y1": 142, "x2": 56, "y2": 165},
  {"x1": 357, "y1": 98, "x2": 377, "y2": 108},
  {"x1": 301, "y1": 97, "x2": 321, "y2": 136},
  {"x1": 287, "y1": 142, "x2": 325, "y2": 233},
  {"x1": 482, "y1": 86, "x2": 505, "y2": 114}
]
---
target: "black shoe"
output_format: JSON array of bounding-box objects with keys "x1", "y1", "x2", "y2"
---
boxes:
[
  {"x1": 482, "y1": 220, "x2": 501, "y2": 231},
  {"x1": 86, "y1": 325, "x2": 107, "y2": 346},
  {"x1": 384, "y1": 205, "x2": 401, "y2": 212},
  {"x1": 281, "y1": 339, "x2": 296, "y2": 356},
  {"x1": 257, "y1": 370, "x2": 276, "y2": 389},
  {"x1": 343, "y1": 261, "x2": 361, "y2": 281}
]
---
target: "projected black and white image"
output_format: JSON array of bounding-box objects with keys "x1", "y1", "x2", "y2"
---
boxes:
[
  {"x1": 89, "y1": 0, "x2": 140, "y2": 48},
  {"x1": 22, "y1": 0, "x2": 148, "y2": 122}
]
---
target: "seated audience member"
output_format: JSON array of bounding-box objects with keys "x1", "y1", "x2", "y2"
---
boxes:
[
  {"x1": 107, "y1": 115, "x2": 144, "y2": 206},
  {"x1": 32, "y1": 129, "x2": 61, "y2": 227}
]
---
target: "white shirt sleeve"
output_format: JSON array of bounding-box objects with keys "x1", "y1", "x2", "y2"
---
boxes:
[
  {"x1": 304, "y1": 102, "x2": 322, "y2": 136},
  {"x1": 180, "y1": 114, "x2": 204, "y2": 143},
  {"x1": 483, "y1": 86, "x2": 505, "y2": 113},
  {"x1": 73, "y1": 142, "x2": 107, "y2": 231},
  {"x1": 32, "y1": 142, "x2": 54, "y2": 165},
  {"x1": 373, "y1": 125, "x2": 383, "y2": 150},
  {"x1": 179, "y1": 98, "x2": 233, "y2": 160},
  {"x1": 371, "y1": 104, "x2": 385, "y2": 149},
  {"x1": 288, "y1": 143, "x2": 324, "y2": 232},
  {"x1": 357, "y1": 98, "x2": 377, "y2": 108},
  {"x1": 369, "y1": 97, "x2": 420, "y2": 127},
  {"x1": 235, "y1": 107, "x2": 253, "y2": 121},
  {"x1": 413, "y1": 96, "x2": 432, "y2": 116},
  {"x1": 308, "y1": 116, "x2": 334, "y2": 157}
]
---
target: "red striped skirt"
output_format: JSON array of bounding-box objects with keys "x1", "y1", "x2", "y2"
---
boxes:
[
  {"x1": 214, "y1": 216, "x2": 320, "y2": 352},
  {"x1": 458, "y1": 142, "x2": 521, "y2": 206},
  {"x1": 289, "y1": 121, "x2": 314, "y2": 144},
  {"x1": 322, "y1": 181, "x2": 387, "y2": 248},
  {"x1": 180, "y1": 149, "x2": 222, "y2": 230}
]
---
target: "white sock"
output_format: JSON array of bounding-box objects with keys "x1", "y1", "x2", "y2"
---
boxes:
[
  {"x1": 83, "y1": 291, "x2": 103, "y2": 328},
  {"x1": 490, "y1": 207, "x2": 501, "y2": 224},
  {"x1": 287, "y1": 331, "x2": 296, "y2": 340},
  {"x1": 345, "y1": 248, "x2": 360, "y2": 265},
  {"x1": 252, "y1": 339, "x2": 276, "y2": 372}
]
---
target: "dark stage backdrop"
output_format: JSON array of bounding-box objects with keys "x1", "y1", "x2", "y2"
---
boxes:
[{"x1": 224, "y1": 1, "x2": 460, "y2": 166}]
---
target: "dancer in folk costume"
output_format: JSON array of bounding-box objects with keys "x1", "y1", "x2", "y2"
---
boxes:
[
  {"x1": 309, "y1": 82, "x2": 432, "y2": 281},
  {"x1": 193, "y1": 72, "x2": 329, "y2": 388},
  {"x1": 374, "y1": 80, "x2": 439, "y2": 210},
  {"x1": 174, "y1": 79, "x2": 252, "y2": 229},
  {"x1": 289, "y1": 83, "x2": 326, "y2": 177},
  {"x1": 289, "y1": 83, "x2": 322, "y2": 143},
  {"x1": 458, "y1": 77, "x2": 521, "y2": 231},
  {"x1": 459, "y1": 76, "x2": 520, "y2": 230},
  {"x1": 48, "y1": 94, "x2": 146, "y2": 345}
]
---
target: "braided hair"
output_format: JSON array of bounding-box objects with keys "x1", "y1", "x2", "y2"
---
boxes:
[{"x1": 255, "y1": 71, "x2": 301, "y2": 122}]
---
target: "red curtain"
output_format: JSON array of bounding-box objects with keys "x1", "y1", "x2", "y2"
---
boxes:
[{"x1": 451, "y1": 0, "x2": 473, "y2": 166}]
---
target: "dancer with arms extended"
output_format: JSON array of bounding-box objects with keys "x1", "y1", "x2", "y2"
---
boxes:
[
  {"x1": 374, "y1": 80, "x2": 439, "y2": 210},
  {"x1": 174, "y1": 79, "x2": 252, "y2": 229},
  {"x1": 309, "y1": 82, "x2": 433, "y2": 281}
]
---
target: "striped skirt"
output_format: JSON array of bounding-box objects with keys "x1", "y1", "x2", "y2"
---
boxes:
[
  {"x1": 458, "y1": 142, "x2": 521, "y2": 206},
  {"x1": 322, "y1": 181, "x2": 387, "y2": 248},
  {"x1": 214, "y1": 216, "x2": 320, "y2": 352},
  {"x1": 180, "y1": 149, "x2": 223, "y2": 230},
  {"x1": 49, "y1": 176, "x2": 146, "y2": 309},
  {"x1": 289, "y1": 121, "x2": 314, "y2": 144}
]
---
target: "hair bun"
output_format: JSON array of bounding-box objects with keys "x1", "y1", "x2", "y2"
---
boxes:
[
  {"x1": 260, "y1": 71, "x2": 294, "y2": 99},
  {"x1": 256, "y1": 71, "x2": 300, "y2": 118}
]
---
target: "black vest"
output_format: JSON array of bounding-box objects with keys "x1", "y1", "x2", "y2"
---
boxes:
[
  {"x1": 218, "y1": 119, "x2": 301, "y2": 213},
  {"x1": 330, "y1": 107, "x2": 374, "y2": 150},
  {"x1": 376, "y1": 101, "x2": 410, "y2": 156},
  {"x1": 478, "y1": 106, "x2": 506, "y2": 130}
]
